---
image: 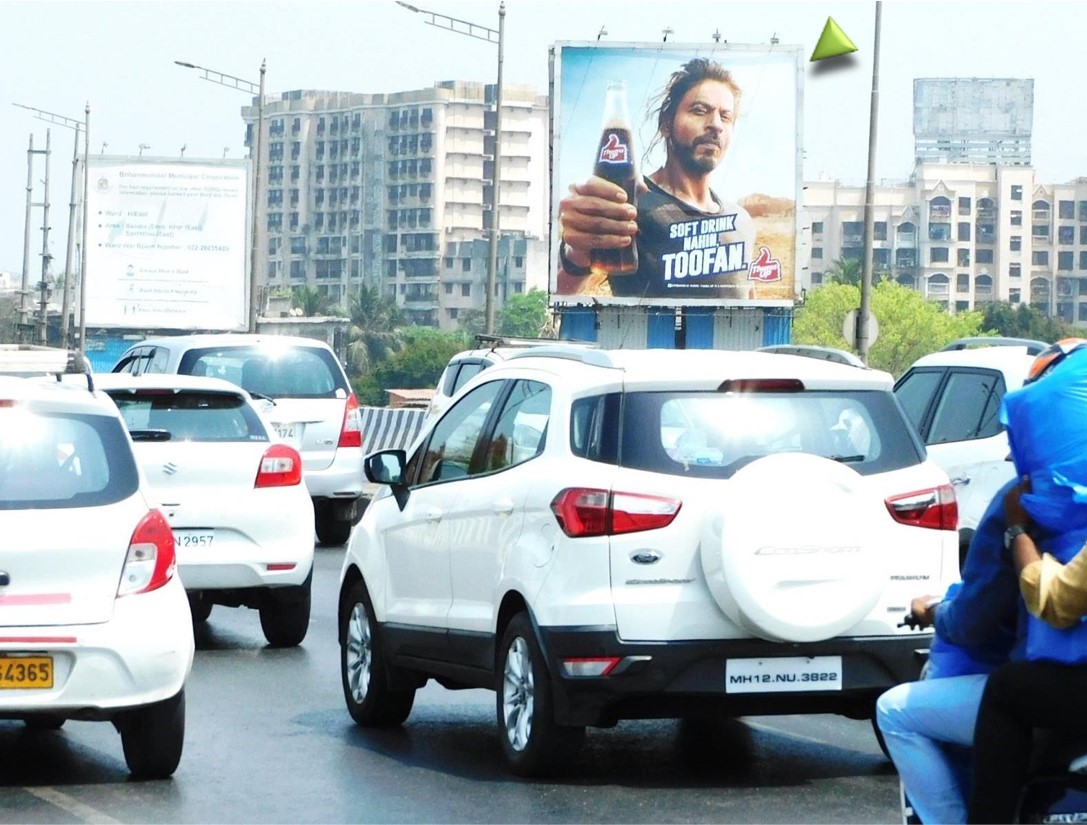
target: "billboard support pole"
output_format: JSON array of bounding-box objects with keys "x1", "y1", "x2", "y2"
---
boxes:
[
  {"x1": 79, "y1": 103, "x2": 89, "y2": 353},
  {"x1": 857, "y1": 1, "x2": 882, "y2": 363},
  {"x1": 19, "y1": 135, "x2": 35, "y2": 342},
  {"x1": 38, "y1": 128, "x2": 52, "y2": 345}
]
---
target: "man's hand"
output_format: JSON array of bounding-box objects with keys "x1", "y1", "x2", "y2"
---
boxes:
[
  {"x1": 909, "y1": 595, "x2": 943, "y2": 629},
  {"x1": 558, "y1": 176, "x2": 644, "y2": 267},
  {"x1": 1004, "y1": 476, "x2": 1032, "y2": 527}
]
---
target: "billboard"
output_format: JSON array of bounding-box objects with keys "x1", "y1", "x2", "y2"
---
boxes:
[
  {"x1": 83, "y1": 157, "x2": 249, "y2": 330},
  {"x1": 550, "y1": 43, "x2": 802, "y2": 307}
]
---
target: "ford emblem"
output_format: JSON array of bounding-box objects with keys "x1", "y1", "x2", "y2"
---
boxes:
[{"x1": 631, "y1": 551, "x2": 661, "y2": 565}]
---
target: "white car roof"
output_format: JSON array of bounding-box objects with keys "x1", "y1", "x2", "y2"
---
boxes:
[
  {"x1": 126, "y1": 333, "x2": 335, "y2": 352},
  {"x1": 493, "y1": 348, "x2": 895, "y2": 392},
  {"x1": 0, "y1": 374, "x2": 117, "y2": 415},
  {"x1": 906, "y1": 345, "x2": 1037, "y2": 375}
]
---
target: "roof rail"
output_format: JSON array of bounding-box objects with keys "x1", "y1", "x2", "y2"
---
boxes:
[
  {"x1": 940, "y1": 337, "x2": 1049, "y2": 355},
  {"x1": 474, "y1": 333, "x2": 597, "y2": 350},
  {"x1": 757, "y1": 344, "x2": 866, "y2": 368},
  {"x1": 504, "y1": 346, "x2": 615, "y2": 367},
  {"x1": 0, "y1": 345, "x2": 95, "y2": 391}
]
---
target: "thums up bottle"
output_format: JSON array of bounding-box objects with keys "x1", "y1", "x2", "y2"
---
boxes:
[{"x1": 590, "y1": 80, "x2": 639, "y2": 278}]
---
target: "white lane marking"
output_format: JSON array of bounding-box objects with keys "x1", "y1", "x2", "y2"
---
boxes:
[
  {"x1": 744, "y1": 718, "x2": 872, "y2": 750},
  {"x1": 25, "y1": 786, "x2": 123, "y2": 825}
]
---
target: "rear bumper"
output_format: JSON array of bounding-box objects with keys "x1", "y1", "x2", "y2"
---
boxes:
[
  {"x1": 537, "y1": 626, "x2": 930, "y2": 727},
  {"x1": 0, "y1": 577, "x2": 194, "y2": 720},
  {"x1": 304, "y1": 446, "x2": 364, "y2": 500}
]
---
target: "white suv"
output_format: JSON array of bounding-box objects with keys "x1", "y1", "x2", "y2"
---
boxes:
[
  {"x1": 0, "y1": 351, "x2": 194, "y2": 778},
  {"x1": 894, "y1": 338, "x2": 1043, "y2": 561},
  {"x1": 338, "y1": 348, "x2": 958, "y2": 776},
  {"x1": 112, "y1": 334, "x2": 363, "y2": 545}
]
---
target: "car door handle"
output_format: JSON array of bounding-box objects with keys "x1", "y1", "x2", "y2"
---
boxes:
[
  {"x1": 493, "y1": 498, "x2": 514, "y2": 515},
  {"x1": 426, "y1": 508, "x2": 443, "y2": 522},
  {"x1": 949, "y1": 476, "x2": 971, "y2": 486}
]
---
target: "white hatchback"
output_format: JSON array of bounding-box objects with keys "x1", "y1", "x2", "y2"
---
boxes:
[
  {"x1": 96, "y1": 373, "x2": 315, "y2": 647},
  {"x1": 339, "y1": 348, "x2": 959, "y2": 776},
  {"x1": 0, "y1": 369, "x2": 193, "y2": 779}
]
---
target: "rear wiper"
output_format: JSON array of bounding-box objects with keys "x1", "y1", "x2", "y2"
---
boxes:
[
  {"x1": 248, "y1": 392, "x2": 276, "y2": 406},
  {"x1": 129, "y1": 429, "x2": 172, "y2": 442},
  {"x1": 829, "y1": 454, "x2": 865, "y2": 463}
]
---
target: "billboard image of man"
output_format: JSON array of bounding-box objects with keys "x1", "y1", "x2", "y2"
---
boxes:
[
  {"x1": 559, "y1": 58, "x2": 757, "y2": 299},
  {"x1": 551, "y1": 44, "x2": 799, "y2": 305}
]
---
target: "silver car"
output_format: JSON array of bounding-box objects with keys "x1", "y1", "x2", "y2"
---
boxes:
[{"x1": 112, "y1": 333, "x2": 363, "y2": 545}]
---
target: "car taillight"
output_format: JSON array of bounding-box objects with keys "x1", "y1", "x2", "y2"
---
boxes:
[
  {"x1": 338, "y1": 392, "x2": 362, "y2": 448},
  {"x1": 117, "y1": 510, "x2": 176, "y2": 597},
  {"x1": 255, "y1": 443, "x2": 303, "y2": 488},
  {"x1": 550, "y1": 488, "x2": 682, "y2": 538},
  {"x1": 885, "y1": 484, "x2": 958, "y2": 531}
]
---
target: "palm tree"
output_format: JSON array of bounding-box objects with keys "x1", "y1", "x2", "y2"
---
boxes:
[
  {"x1": 825, "y1": 257, "x2": 863, "y2": 286},
  {"x1": 291, "y1": 286, "x2": 329, "y2": 317},
  {"x1": 344, "y1": 285, "x2": 407, "y2": 377}
]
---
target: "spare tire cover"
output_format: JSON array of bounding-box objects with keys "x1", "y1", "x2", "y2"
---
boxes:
[{"x1": 700, "y1": 453, "x2": 888, "y2": 643}]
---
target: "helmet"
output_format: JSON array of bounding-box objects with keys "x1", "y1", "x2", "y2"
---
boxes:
[{"x1": 1025, "y1": 338, "x2": 1087, "y2": 385}]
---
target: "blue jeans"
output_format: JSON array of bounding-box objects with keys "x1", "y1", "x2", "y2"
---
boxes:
[{"x1": 876, "y1": 674, "x2": 990, "y2": 825}]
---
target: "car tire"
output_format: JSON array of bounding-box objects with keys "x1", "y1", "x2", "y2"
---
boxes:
[
  {"x1": 340, "y1": 579, "x2": 415, "y2": 726},
  {"x1": 119, "y1": 689, "x2": 185, "y2": 779},
  {"x1": 188, "y1": 594, "x2": 212, "y2": 624},
  {"x1": 496, "y1": 612, "x2": 584, "y2": 777},
  {"x1": 259, "y1": 570, "x2": 312, "y2": 648},
  {"x1": 315, "y1": 513, "x2": 352, "y2": 546},
  {"x1": 23, "y1": 716, "x2": 65, "y2": 731}
]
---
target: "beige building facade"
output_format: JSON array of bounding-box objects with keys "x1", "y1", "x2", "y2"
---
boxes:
[{"x1": 803, "y1": 165, "x2": 1087, "y2": 326}]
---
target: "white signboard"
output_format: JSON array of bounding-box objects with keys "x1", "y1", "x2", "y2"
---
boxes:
[{"x1": 84, "y1": 157, "x2": 249, "y2": 330}]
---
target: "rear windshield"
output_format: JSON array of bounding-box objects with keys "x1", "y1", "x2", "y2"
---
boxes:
[
  {"x1": 177, "y1": 346, "x2": 348, "y2": 399},
  {"x1": 0, "y1": 409, "x2": 139, "y2": 509},
  {"x1": 106, "y1": 390, "x2": 269, "y2": 443},
  {"x1": 571, "y1": 389, "x2": 924, "y2": 478}
]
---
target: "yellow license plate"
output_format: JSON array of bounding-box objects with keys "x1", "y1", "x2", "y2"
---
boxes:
[{"x1": 0, "y1": 656, "x2": 53, "y2": 689}]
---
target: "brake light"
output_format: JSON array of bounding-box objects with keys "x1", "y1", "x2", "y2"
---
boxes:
[
  {"x1": 117, "y1": 510, "x2": 176, "y2": 597},
  {"x1": 718, "y1": 378, "x2": 804, "y2": 393},
  {"x1": 550, "y1": 488, "x2": 682, "y2": 538},
  {"x1": 338, "y1": 392, "x2": 362, "y2": 448},
  {"x1": 255, "y1": 443, "x2": 303, "y2": 488},
  {"x1": 885, "y1": 484, "x2": 958, "y2": 531}
]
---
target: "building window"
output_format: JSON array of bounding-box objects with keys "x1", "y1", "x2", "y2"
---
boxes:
[
  {"x1": 1033, "y1": 224, "x2": 1050, "y2": 240},
  {"x1": 462, "y1": 259, "x2": 472, "y2": 272},
  {"x1": 958, "y1": 197, "x2": 972, "y2": 216},
  {"x1": 267, "y1": 261, "x2": 279, "y2": 280},
  {"x1": 1081, "y1": 251, "x2": 1087, "y2": 270},
  {"x1": 1010, "y1": 236, "x2": 1022, "y2": 252},
  {"x1": 1009, "y1": 210, "x2": 1022, "y2": 227},
  {"x1": 290, "y1": 260, "x2": 305, "y2": 278},
  {"x1": 1010, "y1": 263, "x2": 1021, "y2": 279},
  {"x1": 289, "y1": 212, "x2": 299, "y2": 231},
  {"x1": 1059, "y1": 226, "x2": 1075, "y2": 245},
  {"x1": 266, "y1": 212, "x2": 282, "y2": 231},
  {"x1": 976, "y1": 224, "x2": 996, "y2": 244},
  {"x1": 1011, "y1": 184, "x2": 1023, "y2": 201},
  {"x1": 841, "y1": 221, "x2": 864, "y2": 242},
  {"x1": 930, "y1": 247, "x2": 949, "y2": 263},
  {"x1": 1033, "y1": 250, "x2": 1049, "y2": 266},
  {"x1": 1081, "y1": 226, "x2": 1087, "y2": 245},
  {"x1": 929, "y1": 223, "x2": 952, "y2": 242},
  {"x1": 874, "y1": 222, "x2": 887, "y2": 241},
  {"x1": 1060, "y1": 200, "x2": 1075, "y2": 220},
  {"x1": 1059, "y1": 251, "x2": 1074, "y2": 271},
  {"x1": 461, "y1": 283, "x2": 471, "y2": 297},
  {"x1": 957, "y1": 273, "x2": 970, "y2": 292},
  {"x1": 976, "y1": 249, "x2": 994, "y2": 264},
  {"x1": 957, "y1": 249, "x2": 970, "y2": 266},
  {"x1": 268, "y1": 236, "x2": 281, "y2": 255},
  {"x1": 444, "y1": 282, "x2": 453, "y2": 295},
  {"x1": 514, "y1": 257, "x2": 524, "y2": 269},
  {"x1": 811, "y1": 221, "x2": 824, "y2": 235},
  {"x1": 957, "y1": 222, "x2": 971, "y2": 242},
  {"x1": 811, "y1": 247, "x2": 823, "y2": 260}
]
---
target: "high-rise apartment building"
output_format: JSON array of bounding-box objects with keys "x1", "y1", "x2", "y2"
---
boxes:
[
  {"x1": 243, "y1": 81, "x2": 550, "y2": 328},
  {"x1": 913, "y1": 78, "x2": 1033, "y2": 166},
  {"x1": 803, "y1": 168, "x2": 1087, "y2": 325}
]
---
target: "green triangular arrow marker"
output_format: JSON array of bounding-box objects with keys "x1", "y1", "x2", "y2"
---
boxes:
[{"x1": 810, "y1": 16, "x2": 858, "y2": 61}]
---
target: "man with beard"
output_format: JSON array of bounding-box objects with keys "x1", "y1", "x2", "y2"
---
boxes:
[{"x1": 558, "y1": 58, "x2": 757, "y2": 299}]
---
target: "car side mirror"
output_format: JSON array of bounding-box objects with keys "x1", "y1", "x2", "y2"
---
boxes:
[{"x1": 365, "y1": 450, "x2": 407, "y2": 486}]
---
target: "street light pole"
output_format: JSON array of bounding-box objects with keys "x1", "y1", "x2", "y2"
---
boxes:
[
  {"x1": 12, "y1": 102, "x2": 86, "y2": 347},
  {"x1": 396, "y1": 1, "x2": 505, "y2": 335},
  {"x1": 175, "y1": 59, "x2": 265, "y2": 333}
]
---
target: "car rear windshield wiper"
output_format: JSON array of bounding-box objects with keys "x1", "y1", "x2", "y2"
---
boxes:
[
  {"x1": 829, "y1": 454, "x2": 865, "y2": 463},
  {"x1": 128, "y1": 429, "x2": 172, "y2": 442}
]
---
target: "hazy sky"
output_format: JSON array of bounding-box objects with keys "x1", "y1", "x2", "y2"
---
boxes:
[{"x1": 1, "y1": 0, "x2": 1084, "y2": 275}]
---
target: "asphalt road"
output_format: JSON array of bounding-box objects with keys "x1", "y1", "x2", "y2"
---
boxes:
[{"x1": 0, "y1": 543, "x2": 904, "y2": 824}]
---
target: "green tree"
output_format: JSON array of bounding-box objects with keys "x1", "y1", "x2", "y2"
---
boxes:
[
  {"x1": 980, "y1": 301, "x2": 1069, "y2": 343},
  {"x1": 344, "y1": 285, "x2": 406, "y2": 378},
  {"x1": 825, "y1": 257, "x2": 862, "y2": 286},
  {"x1": 357, "y1": 327, "x2": 467, "y2": 406},
  {"x1": 498, "y1": 289, "x2": 552, "y2": 338},
  {"x1": 291, "y1": 286, "x2": 329, "y2": 317},
  {"x1": 794, "y1": 281, "x2": 985, "y2": 375},
  {"x1": 457, "y1": 308, "x2": 486, "y2": 338}
]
